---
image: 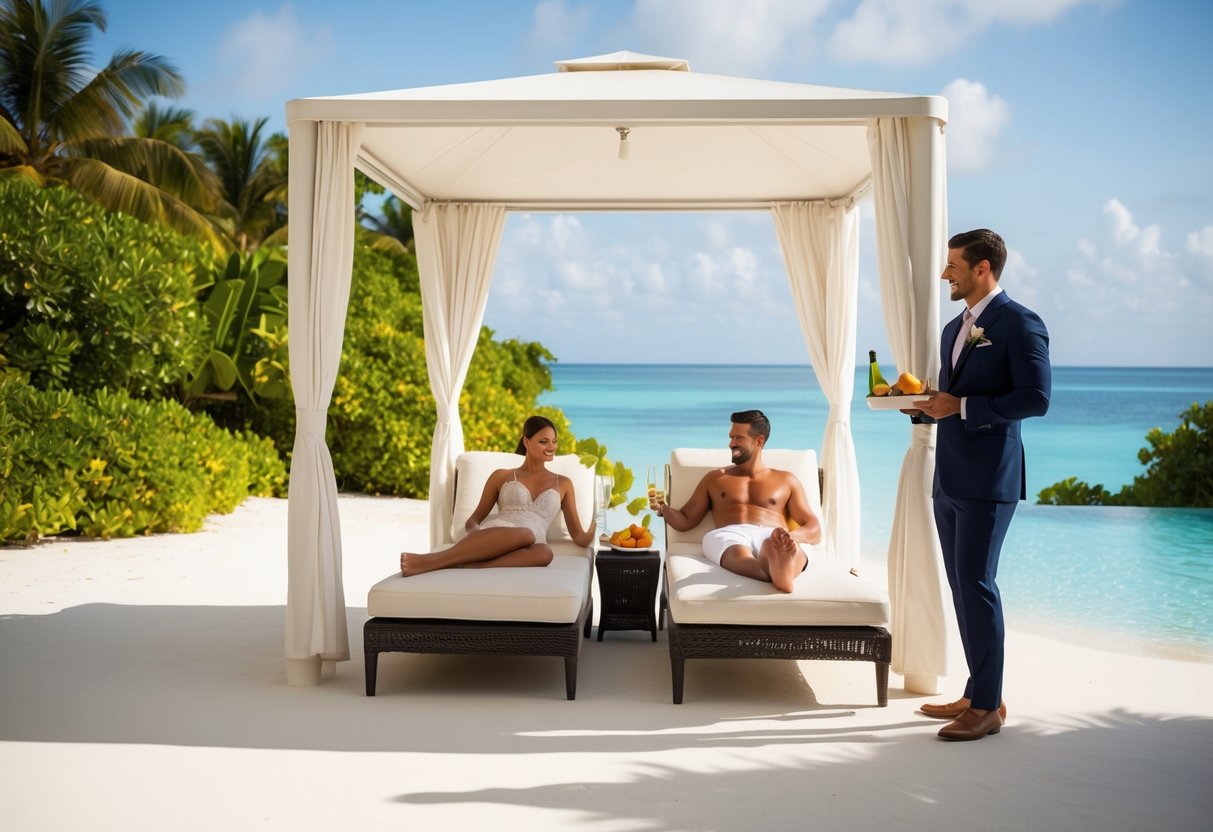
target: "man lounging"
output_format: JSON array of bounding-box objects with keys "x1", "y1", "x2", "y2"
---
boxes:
[{"x1": 652, "y1": 410, "x2": 821, "y2": 593}]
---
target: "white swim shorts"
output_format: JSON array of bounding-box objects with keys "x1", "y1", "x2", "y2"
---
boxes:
[{"x1": 701, "y1": 524, "x2": 776, "y2": 565}]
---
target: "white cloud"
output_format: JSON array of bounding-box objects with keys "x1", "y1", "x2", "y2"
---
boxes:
[
  {"x1": 216, "y1": 4, "x2": 332, "y2": 101},
  {"x1": 941, "y1": 78, "x2": 1010, "y2": 173},
  {"x1": 488, "y1": 212, "x2": 803, "y2": 362},
  {"x1": 941, "y1": 79, "x2": 1009, "y2": 174},
  {"x1": 828, "y1": 0, "x2": 1110, "y2": 65},
  {"x1": 625, "y1": 0, "x2": 833, "y2": 75},
  {"x1": 1185, "y1": 226, "x2": 1213, "y2": 259},
  {"x1": 1054, "y1": 198, "x2": 1211, "y2": 363}
]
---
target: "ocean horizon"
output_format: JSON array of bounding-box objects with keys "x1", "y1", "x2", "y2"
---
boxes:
[{"x1": 539, "y1": 363, "x2": 1213, "y2": 661}]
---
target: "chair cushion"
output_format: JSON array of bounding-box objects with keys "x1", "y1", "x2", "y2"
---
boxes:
[
  {"x1": 449, "y1": 452, "x2": 595, "y2": 550},
  {"x1": 367, "y1": 555, "x2": 591, "y2": 623},
  {"x1": 666, "y1": 550, "x2": 889, "y2": 626}
]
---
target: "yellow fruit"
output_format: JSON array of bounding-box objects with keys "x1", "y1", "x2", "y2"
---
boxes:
[
  {"x1": 894, "y1": 372, "x2": 924, "y2": 394},
  {"x1": 617, "y1": 529, "x2": 632, "y2": 541},
  {"x1": 871, "y1": 383, "x2": 891, "y2": 397},
  {"x1": 786, "y1": 518, "x2": 800, "y2": 531}
]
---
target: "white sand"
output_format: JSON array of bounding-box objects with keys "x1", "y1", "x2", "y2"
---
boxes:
[{"x1": 2, "y1": 495, "x2": 1211, "y2": 831}]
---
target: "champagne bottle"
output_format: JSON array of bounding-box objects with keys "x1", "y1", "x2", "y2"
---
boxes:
[{"x1": 868, "y1": 350, "x2": 889, "y2": 395}]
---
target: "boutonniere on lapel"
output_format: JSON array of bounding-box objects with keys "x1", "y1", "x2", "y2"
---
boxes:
[{"x1": 966, "y1": 325, "x2": 992, "y2": 347}]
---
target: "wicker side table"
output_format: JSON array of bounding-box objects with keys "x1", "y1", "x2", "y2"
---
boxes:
[{"x1": 595, "y1": 549, "x2": 661, "y2": 641}]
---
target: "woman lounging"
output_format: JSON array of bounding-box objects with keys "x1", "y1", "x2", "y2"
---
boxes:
[{"x1": 399, "y1": 415, "x2": 596, "y2": 576}]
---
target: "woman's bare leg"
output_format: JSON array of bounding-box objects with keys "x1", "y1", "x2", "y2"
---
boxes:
[
  {"x1": 401, "y1": 527, "x2": 535, "y2": 576},
  {"x1": 459, "y1": 543, "x2": 554, "y2": 569}
]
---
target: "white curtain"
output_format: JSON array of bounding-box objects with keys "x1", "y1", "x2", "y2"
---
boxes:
[
  {"x1": 868, "y1": 116, "x2": 955, "y2": 694},
  {"x1": 285, "y1": 120, "x2": 364, "y2": 685},
  {"x1": 772, "y1": 201, "x2": 861, "y2": 567},
  {"x1": 414, "y1": 202, "x2": 508, "y2": 548}
]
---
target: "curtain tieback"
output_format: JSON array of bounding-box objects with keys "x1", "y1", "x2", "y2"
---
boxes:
[
  {"x1": 910, "y1": 423, "x2": 936, "y2": 449},
  {"x1": 295, "y1": 408, "x2": 329, "y2": 439}
]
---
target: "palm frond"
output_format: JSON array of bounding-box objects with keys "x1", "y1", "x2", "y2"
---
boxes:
[
  {"x1": 131, "y1": 101, "x2": 196, "y2": 148},
  {"x1": 0, "y1": 163, "x2": 47, "y2": 185},
  {"x1": 55, "y1": 48, "x2": 184, "y2": 142},
  {"x1": 63, "y1": 155, "x2": 223, "y2": 248},
  {"x1": 0, "y1": 112, "x2": 28, "y2": 154},
  {"x1": 72, "y1": 134, "x2": 219, "y2": 209},
  {"x1": 0, "y1": 0, "x2": 110, "y2": 148}
]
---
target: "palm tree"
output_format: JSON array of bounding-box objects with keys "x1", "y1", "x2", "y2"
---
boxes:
[
  {"x1": 193, "y1": 116, "x2": 287, "y2": 251},
  {"x1": 0, "y1": 0, "x2": 219, "y2": 243},
  {"x1": 131, "y1": 101, "x2": 197, "y2": 150},
  {"x1": 362, "y1": 194, "x2": 414, "y2": 255}
]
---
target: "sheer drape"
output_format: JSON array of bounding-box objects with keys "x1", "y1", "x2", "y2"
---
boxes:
[
  {"x1": 285, "y1": 121, "x2": 364, "y2": 684},
  {"x1": 414, "y1": 203, "x2": 508, "y2": 548},
  {"x1": 868, "y1": 117, "x2": 955, "y2": 693},
  {"x1": 772, "y1": 201, "x2": 861, "y2": 567}
]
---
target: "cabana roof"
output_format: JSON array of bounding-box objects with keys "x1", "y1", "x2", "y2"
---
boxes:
[{"x1": 286, "y1": 51, "x2": 946, "y2": 210}]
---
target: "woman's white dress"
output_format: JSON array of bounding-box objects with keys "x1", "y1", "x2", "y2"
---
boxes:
[{"x1": 478, "y1": 474, "x2": 561, "y2": 542}]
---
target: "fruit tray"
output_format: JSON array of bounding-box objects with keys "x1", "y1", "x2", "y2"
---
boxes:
[
  {"x1": 607, "y1": 543, "x2": 656, "y2": 553},
  {"x1": 866, "y1": 393, "x2": 930, "y2": 410}
]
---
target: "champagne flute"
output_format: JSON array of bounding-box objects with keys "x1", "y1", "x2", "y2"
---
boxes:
[
  {"x1": 646, "y1": 465, "x2": 657, "y2": 505},
  {"x1": 648, "y1": 465, "x2": 665, "y2": 513}
]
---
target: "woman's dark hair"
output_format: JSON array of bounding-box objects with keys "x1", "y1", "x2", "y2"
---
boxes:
[{"x1": 515, "y1": 415, "x2": 558, "y2": 455}]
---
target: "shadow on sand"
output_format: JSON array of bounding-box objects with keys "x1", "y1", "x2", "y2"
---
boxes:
[{"x1": 3, "y1": 602, "x2": 1211, "y2": 830}]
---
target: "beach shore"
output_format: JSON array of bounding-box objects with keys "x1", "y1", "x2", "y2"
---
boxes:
[{"x1": 2, "y1": 495, "x2": 1211, "y2": 831}]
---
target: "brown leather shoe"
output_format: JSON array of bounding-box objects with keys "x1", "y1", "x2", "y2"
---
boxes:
[
  {"x1": 937, "y1": 707, "x2": 1004, "y2": 741},
  {"x1": 919, "y1": 697, "x2": 1007, "y2": 721}
]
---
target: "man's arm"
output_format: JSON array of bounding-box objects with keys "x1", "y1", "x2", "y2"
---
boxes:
[
  {"x1": 783, "y1": 473, "x2": 822, "y2": 545},
  {"x1": 656, "y1": 471, "x2": 715, "y2": 532}
]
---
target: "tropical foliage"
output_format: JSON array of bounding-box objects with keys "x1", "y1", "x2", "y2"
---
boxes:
[
  {"x1": 1037, "y1": 401, "x2": 1213, "y2": 508},
  {"x1": 0, "y1": 178, "x2": 214, "y2": 396},
  {"x1": 0, "y1": 372, "x2": 286, "y2": 542},
  {"x1": 0, "y1": 0, "x2": 220, "y2": 243},
  {"x1": 193, "y1": 116, "x2": 287, "y2": 251}
]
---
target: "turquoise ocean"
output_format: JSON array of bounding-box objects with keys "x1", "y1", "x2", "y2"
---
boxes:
[{"x1": 539, "y1": 365, "x2": 1213, "y2": 660}]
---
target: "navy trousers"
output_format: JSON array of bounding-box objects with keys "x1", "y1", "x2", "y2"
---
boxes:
[{"x1": 933, "y1": 492, "x2": 1018, "y2": 710}]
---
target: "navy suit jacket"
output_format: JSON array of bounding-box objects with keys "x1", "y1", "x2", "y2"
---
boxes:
[{"x1": 934, "y1": 292, "x2": 1051, "y2": 502}]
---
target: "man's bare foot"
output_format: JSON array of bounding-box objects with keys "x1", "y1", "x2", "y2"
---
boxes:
[
  {"x1": 400, "y1": 552, "x2": 439, "y2": 577},
  {"x1": 765, "y1": 527, "x2": 802, "y2": 593}
]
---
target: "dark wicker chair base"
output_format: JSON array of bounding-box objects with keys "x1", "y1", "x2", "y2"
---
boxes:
[
  {"x1": 364, "y1": 598, "x2": 593, "y2": 700},
  {"x1": 663, "y1": 593, "x2": 891, "y2": 706}
]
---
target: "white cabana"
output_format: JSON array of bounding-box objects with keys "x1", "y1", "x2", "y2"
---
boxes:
[{"x1": 284, "y1": 52, "x2": 955, "y2": 694}]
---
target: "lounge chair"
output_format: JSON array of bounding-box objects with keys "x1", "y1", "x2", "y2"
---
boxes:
[
  {"x1": 363, "y1": 451, "x2": 595, "y2": 699},
  {"x1": 661, "y1": 448, "x2": 891, "y2": 705}
]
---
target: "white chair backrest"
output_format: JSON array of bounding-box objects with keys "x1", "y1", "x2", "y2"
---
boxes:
[
  {"x1": 665, "y1": 448, "x2": 822, "y2": 548},
  {"x1": 449, "y1": 451, "x2": 595, "y2": 549}
]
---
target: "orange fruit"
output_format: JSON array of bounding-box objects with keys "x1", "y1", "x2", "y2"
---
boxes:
[
  {"x1": 620, "y1": 538, "x2": 636, "y2": 548},
  {"x1": 871, "y1": 383, "x2": 891, "y2": 397},
  {"x1": 629, "y1": 524, "x2": 645, "y2": 538},
  {"x1": 894, "y1": 372, "x2": 924, "y2": 394}
]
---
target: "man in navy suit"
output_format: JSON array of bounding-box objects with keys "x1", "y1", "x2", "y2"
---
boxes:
[{"x1": 909, "y1": 229, "x2": 1051, "y2": 741}]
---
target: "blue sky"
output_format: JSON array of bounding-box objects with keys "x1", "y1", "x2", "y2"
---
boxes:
[{"x1": 93, "y1": 0, "x2": 1213, "y2": 367}]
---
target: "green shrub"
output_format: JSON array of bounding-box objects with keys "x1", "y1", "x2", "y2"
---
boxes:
[
  {"x1": 324, "y1": 246, "x2": 571, "y2": 496},
  {"x1": 0, "y1": 372, "x2": 286, "y2": 542},
  {"x1": 1037, "y1": 401, "x2": 1213, "y2": 507},
  {"x1": 0, "y1": 179, "x2": 215, "y2": 397}
]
